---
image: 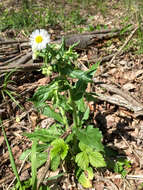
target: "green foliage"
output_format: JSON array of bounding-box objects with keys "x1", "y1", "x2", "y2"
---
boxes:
[
  {"x1": 50, "y1": 138, "x2": 69, "y2": 170},
  {"x1": 0, "y1": 1, "x2": 87, "y2": 33},
  {"x1": 75, "y1": 141, "x2": 106, "y2": 170},
  {"x1": 23, "y1": 126, "x2": 63, "y2": 142},
  {"x1": 75, "y1": 125, "x2": 104, "y2": 151},
  {"x1": 20, "y1": 37, "x2": 105, "y2": 189},
  {"x1": 0, "y1": 70, "x2": 23, "y2": 109},
  {"x1": 114, "y1": 158, "x2": 131, "y2": 177},
  {"x1": 50, "y1": 138, "x2": 69, "y2": 161},
  {"x1": 77, "y1": 167, "x2": 93, "y2": 188},
  {"x1": 31, "y1": 140, "x2": 38, "y2": 190}
]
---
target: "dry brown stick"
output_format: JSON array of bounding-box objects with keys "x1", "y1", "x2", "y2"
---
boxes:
[
  {"x1": 95, "y1": 82, "x2": 142, "y2": 111},
  {"x1": 92, "y1": 81, "x2": 143, "y2": 117},
  {"x1": 0, "y1": 52, "x2": 27, "y2": 66},
  {"x1": 89, "y1": 54, "x2": 114, "y2": 63},
  {"x1": 106, "y1": 174, "x2": 143, "y2": 180},
  {"x1": 109, "y1": 25, "x2": 138, "y2": 64},
  {"x1": 93, "y1": 93, "x2": 133, "y2": 110},
  {"x1": 0, "y1": 63, "x2": 43, "y2": 73},
  {"x1": 11, "y1": 51, "x2": 32, "y2": 66},
  {"x1": 0, "y1": 52, "x2": 32, "y2": 70},
  {"x1": 78, "y1": 28, "x2": 122, "y2": 35},
  {"x1": 37, "y1": 147, "x2": 52, "y2": 190},
  {"x1": 0, "y1": 39, "x2": 28, "y2": 45},
  {"x1": 0, "y1": 54, "x2": 19, "y2": 62}
]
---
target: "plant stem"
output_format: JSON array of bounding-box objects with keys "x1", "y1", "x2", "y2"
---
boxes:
[
  {"x1": 56, "y1": 89, "x2": 69, "y2": 130},
  {"x1": 59, "y1": 106, "x2": 69, "y2": 130},
  {"x1": 69, "y1": 90, "x2": 78, "y2": 128}
]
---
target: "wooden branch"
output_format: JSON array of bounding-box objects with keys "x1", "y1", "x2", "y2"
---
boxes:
[
  {"x1": 0, "y1": 39, "x2": 28, "y2": 45},
  {"x1": 89, "y1": 54, "x2": 114, "y2": 63},
  {"x1": 93, "y1": 79, "x2": 143, "y2": 117},
  {"x1": 54, "y1": 30, "x2": 122, "y2": 49}
]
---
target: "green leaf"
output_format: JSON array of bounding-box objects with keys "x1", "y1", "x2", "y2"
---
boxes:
[
  {"x1": 42, "y1": 105, "x2": 63, "y2": 124},
  {"x1": 76, "y1": 97, "x2": 86, "y2": 113},
  {"x1": 69, "y1": 70, "x2": 92, "y2": 82},
  {"x1": 31, "y1": 140, "x2": 37, "y2": 190},
  {"x1": 86, "y1": 167, "x2": 94, "y2": 180},
  {"x1": 78, "y1": 169, "x2": 93, "y2": 188},
  {"x1": 36, "y1": 152, "x2": 48, "y2": 168},
  {"x1": 50, "y1": 138, "x2": 69, "y2": 160},
  {"x1": 56, "y1": 94, "x2": 72, "y2": 111},
  {"x1": 65, "y1": 133, "x2": 74, "y2": 143},
  {"x1": 89, "y1": 151, "x2": 106, "y2": 168},
  {"x1": 78, "y1": 142, "x2": 92, "y2": 152},
  {"x1": 85, "y1": 62, "x2": 100, "y2": 76},
  {"x1": 75, "y1": 152, "x2": 89, "y2": 170},
  {"x1": 85, "y1": 93, "x2": 98, "y2": 102},
  {"x1": 23, "y1": 127, "x2": 62, "y2": 143},
  {"x1": 51, "y1": 155, "x2": 60, "y2": 171},
  {"x1": 19, "y1": 149, "x2": 31, "y2": 161},
  {"x1": 71, "y1": 80, "x2": 87, "y2": 100},
  {"x1": 45, "y1": 173, "x2": 65, "y2": 181},
  {"x1": 31, "y1": 82, "x2": 58, "y2": 104},
  {"x1": 82, "y1": 106, "x2": 90, "y2": 121},
  {"x1": 75, "y1": 126, "x2": 104, "y2": 151}
]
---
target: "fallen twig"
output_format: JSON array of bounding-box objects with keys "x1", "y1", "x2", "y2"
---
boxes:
[
  {"x1": 92, "y1": 80, "x2": 143, "y2": 117},
  {"x1": 0, "y1": 39, "x2": 28, "y2": 45},
  {"x1": 109, "y1": 25, "x2": 138, "y2": 64},
  {"x1": 105, "y1": 174, "x2": 143, "y2": 180}
]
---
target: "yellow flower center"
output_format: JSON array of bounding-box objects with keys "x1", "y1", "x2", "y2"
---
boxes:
[{"x1": 35, "y1": 35, "x2": 43, "y2": 43}]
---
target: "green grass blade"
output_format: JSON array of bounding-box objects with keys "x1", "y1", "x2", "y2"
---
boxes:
[
  {"x1": 31, "y1": 140, "x2": 37, "y2": 190},
  {"x1": 1, "y1": 121, "x2": 23, "y2": 190},
  {"x1": 4, "y1": 89, "x2": 23, "y2": 110}
]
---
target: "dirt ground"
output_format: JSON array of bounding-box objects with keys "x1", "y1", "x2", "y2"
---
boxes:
[{"x1": 1, "y1": 0, "x2": 143, "y2": 189}]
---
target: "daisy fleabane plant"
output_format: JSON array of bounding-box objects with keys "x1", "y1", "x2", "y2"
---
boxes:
[
  {"x1": 30, "y1": 29, "x2": 50, "y2": 59},
  {"x1": 23, "y1": 28, "x2": 106, "y2": 189}
]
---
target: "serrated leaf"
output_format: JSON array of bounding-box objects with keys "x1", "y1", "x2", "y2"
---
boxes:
[
  {"x1": 75, "y1": 126, "x2": 104, "y2": 151},
  {"x1": 89, "y1": 151, "x2": 106, "y2": 168},
  {"x1": 78, "y1": 171, "x2": 92, "y2": 188},
  {"x1": 50, "y1": 139, "x2": 69, "y2": 160},
  {"x1": 51, "y1": 155, "x2": 60, "y2": 171},
  {"x1": 23, "y1": 127, "x2": 61, "y2": 143},
  {"x1": 86, "y1": 167, "x2": 94, "y2": 180},
  {"x1": 78, "y1": 142, "x2": 92, "y2": 152},
  {"x1": 42, "y1": 105, "x2": 63, "y2": 124},
  {"x1": 75, "y1": 152, "x2": 89, "y2": 170}
]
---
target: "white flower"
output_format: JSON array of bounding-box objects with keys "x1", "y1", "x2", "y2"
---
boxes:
[{"x1": 30, "y1": 29, "x2": 50, "y2": 51}]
